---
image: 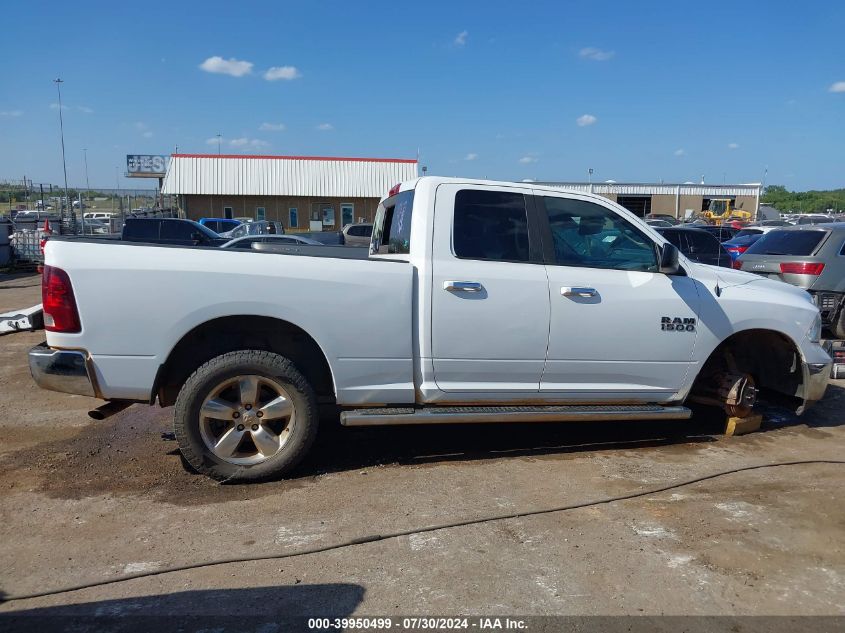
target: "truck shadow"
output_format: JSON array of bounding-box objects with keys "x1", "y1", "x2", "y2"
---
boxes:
[
  {"x1": 0, "y1": 583, "x2": 364, "y2": 630},
  {"x1": 298, "y1": 383, "x2": 845, "y2": 476}
]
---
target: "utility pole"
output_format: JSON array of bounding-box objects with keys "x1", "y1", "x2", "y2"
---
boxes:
[
  {"x1": 216, "y1": 133, "x2": 222, "y2": 155},
  {"x1": 54, "y1": 78, "x2": 71, "y2": 232}
]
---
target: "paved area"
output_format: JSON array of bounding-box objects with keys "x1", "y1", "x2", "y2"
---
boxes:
[{"x1": 0, "y1": 274, "x2": 843, "y2": 620}]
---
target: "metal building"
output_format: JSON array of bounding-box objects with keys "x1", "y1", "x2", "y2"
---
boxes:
[
  {"x1": 162, "y1": 154, "x2": 418, "y2": 230},
  {"x1": 535, "y1": 181, "x2": 763, "y2": 219}
]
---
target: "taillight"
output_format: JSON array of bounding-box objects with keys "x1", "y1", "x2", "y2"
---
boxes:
[
  {"x1": 780, "y1": 262, "x2": 825, "y2": 275},
  {"x1": 732, "y1": 259, "x2": 743, "y2": 270},
  {"x1": 42, "y1": 265, "x2": 81, "y2": 333},
  {"x1": 387, "y1": 183, "x2": 401, "y2": 197}
]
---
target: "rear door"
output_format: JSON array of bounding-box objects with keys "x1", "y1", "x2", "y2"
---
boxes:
[
  {"x1": 430, "y1": 184, "x2": 550, "y2": 392},
  {"x1": 537, "y1": 193, "x2": 700, "y2": 398}
]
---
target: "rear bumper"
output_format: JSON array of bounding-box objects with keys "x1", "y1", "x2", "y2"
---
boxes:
[{"x1": 28, "y1": 343, "x2": 97, "y2": 397}]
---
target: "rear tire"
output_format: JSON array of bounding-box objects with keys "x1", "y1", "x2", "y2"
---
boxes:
[{"x1": 174, "y1": 350, "x2": 318, "y2": 482}]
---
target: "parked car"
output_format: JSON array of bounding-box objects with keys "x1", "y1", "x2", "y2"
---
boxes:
[
  {"x1": 199, "y1": 218, "x2": 242, "y2": 234},
  {"x1": 645, "y1": 219, "x2": 674, "y2": 228},
  {"x1": 756, "y1": 219, "x2": 790, "y2": 227},
  {"x1": 655, "y1": 227, "x2": 732, "y2": 267},
  {"x1": 294, "y1": 231, "x2": 346, "y2": 245},
  {"x1": 83, "y1": 212, "x2": 116, "y2": 221},
  {"x1": 796, "y1": 215, "x2": 835, "y2": 225},
  {"x1": 733, "y1": 226, "x2": 779, "y2": 238},
  {"x1": 81, "y1": 219, "x2": 110, "y2": 235},
  {"x1": 644, "y1": 213, "x2": 680, "y2": 225},
  {"x1": 736, "y1": 223, "x2": 845, "y2": 338},
  {"x1": 220, "y1": 235, "x2": 323, "y2": 249},
  {"x1": 122, "y1": 218, "x2": 229, "y2": 246},
  {"x1": 219, "y1": 220, "x2": 285, "y2": 239},
  {"x1": 30, "y1": 177, "x2": 831, "y2": 482},
  {"x1": 721, "y1": 233, "x2": 763, "y2": 261},
  {"x1": 341, "y1": 223, "x2": 373, "y2": 246},
  {"x1": 695, "y1": 225, "x2": 739, "y2": 242}
]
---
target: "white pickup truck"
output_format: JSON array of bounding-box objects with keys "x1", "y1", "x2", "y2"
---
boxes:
[{"x1": 30, "y1": 177, "x2": 831, "y2": 481}]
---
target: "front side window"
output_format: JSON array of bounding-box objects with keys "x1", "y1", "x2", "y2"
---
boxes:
[
  {"x1": 685, "y1": 231, "x2": 719, "y2": 255},
  {"x1": 453, "y1": 190, "x2": 530, "y2": 262},
  {"x1": 543, "y1": 197, "x2": 658, "y2": 272}
]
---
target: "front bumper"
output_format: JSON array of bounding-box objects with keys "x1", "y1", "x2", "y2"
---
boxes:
[
  {"x1": 798, "y1": 344, "x2": 832, "y2": 413},
  {"x1": 29, "y1": 343, "x2": 97, "y2": 397}
]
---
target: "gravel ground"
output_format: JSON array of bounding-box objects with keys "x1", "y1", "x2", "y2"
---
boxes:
[{"x1": 0, "y1": 273, "x2": 843, "y2": 625}]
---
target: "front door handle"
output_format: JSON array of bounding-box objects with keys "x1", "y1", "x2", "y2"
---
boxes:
[
  {"x1": 561, "y1": 286, "x2": 597, "y2": 298},
  {"x1": 444, "y1": 281, "x2": 483, "y2": 292}
]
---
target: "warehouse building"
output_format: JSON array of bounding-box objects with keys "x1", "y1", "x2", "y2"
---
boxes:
[
  {"x1": 161, "y1": 154, "x2": 418, "y2": 231},
  {"x1": 536, "y1": 181, "x2": 762, "y2": 219}
]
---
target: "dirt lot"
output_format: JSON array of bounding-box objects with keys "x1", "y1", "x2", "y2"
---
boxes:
[{"x1": 0, "y1": 273, "x2": 843, "y2": 624}]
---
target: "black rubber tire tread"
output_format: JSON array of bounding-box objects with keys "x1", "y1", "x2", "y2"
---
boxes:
[{"x1": 174, "y1": 350, "x2": 318, "y2": 483}]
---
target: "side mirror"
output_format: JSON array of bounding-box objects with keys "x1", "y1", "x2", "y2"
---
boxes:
[{"x1": 658, "y1": 243, "x2": 683, "y2": 275}]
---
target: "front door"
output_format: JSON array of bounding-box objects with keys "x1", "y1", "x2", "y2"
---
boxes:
[
  {"x1": 430, "y1": 184, "x2": 549, "y2": 393},
  {"x1": 537, "y1": 193, "x2": 700, "y2": 399}
]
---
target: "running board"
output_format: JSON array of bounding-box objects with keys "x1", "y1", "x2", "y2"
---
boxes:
[{"x1": 340, "y1": 405, "x2": 692, "y2": 427}]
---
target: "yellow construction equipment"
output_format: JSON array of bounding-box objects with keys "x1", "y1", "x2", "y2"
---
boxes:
[{"x1": 702, "y1": 199, "x2": 752, "y2": 226}]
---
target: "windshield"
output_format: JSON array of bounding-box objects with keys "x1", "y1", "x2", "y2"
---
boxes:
[{"x1": 745, "y1": 229, "x2": 826, "y2": 256}]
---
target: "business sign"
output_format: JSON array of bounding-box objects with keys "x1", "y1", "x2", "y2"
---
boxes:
[{"x1": 126, "y1": 154, "x2": 169, "y2": 177}]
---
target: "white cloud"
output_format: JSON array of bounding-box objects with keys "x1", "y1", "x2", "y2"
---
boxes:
[
  {"x1": 206, "y1": 137, "x2": 220, "y2": 145},
  {"x1": 316, "y1": 123, "x2": 334, "y2": 131},
  {"x1": 199, "y1": 56, "x2": 253, "y2": 77},
  {"x1": 49, "y1": 103, "x2": 68, "y2": 110},
  {"x1": 229, "y1": 137, "x2": 269, "y2": 148},
  {"x1": 464, "y1": 153, "x2": 478, "y2": 161},
  {"x1": 259, "y1": 122, "x2": 286, "y2": 131},
  {"x1": 519, "y1": 156, "x2": 538, "y2": 164},
  {"x1": 674, "y1": 148, "x2": 686, "y2": 156},
  {"x1": 576, "y1": 114, "x2": 597, "y2": 127},
  {"x1": 0, "y1": 110, "x2": 22, "y2": 117},
  {"x1": 143, "y1": 131, "x2": 153, "y2": 138},
  {"x1": 579, "y1": 47, "x2": 614, "y2": 61},
  {"x1": 728, "y1": 142, "x2": 739, "y2": 149},
  {"x1": 454, "y1": 30, "x2": 468, "y2": 46},
  {"x1": 134, "y1": 122, "x2": 148, "y2": 130},
  {"x1": 829, "y1": 81, "x2": 845, "y2": 93},
  {"x1": 77, "y1": 105, "x2": 94, "y2": 114},
  {"x1": 264, "y1": 66, "x2": 301, "y2": 81}
]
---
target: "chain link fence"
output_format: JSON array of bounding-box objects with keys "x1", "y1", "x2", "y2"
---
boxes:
[{"x1": 1, "y1": 181, "x2": 180, "y2": 267}]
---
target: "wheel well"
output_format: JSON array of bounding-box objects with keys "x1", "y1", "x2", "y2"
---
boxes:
[
  {"x1": 692, "y1": 329, "x2": 803, "y2": 407},
  {"x1": 154, "y1": 316, "x2": 335, "y2": 407}
]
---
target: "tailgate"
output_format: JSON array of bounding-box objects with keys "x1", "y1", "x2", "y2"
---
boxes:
[{"x1": 739, "y1": 255, "x2": 826, "y2": 288}]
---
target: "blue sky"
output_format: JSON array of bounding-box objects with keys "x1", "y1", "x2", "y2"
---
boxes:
[{"x1": 1, "y1": 0, "x2": 843, "y2": 190}]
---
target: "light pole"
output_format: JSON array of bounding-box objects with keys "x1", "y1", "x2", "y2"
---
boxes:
[
  {"x1": 82, "y1": 148, "x2": 90, "y2": 234},
  {"x1": 54, "y1": 78, "x2": 70, "y2": 230},
  {"x1": 216, "y1": 133, "x2": 222, "y2": 155}
]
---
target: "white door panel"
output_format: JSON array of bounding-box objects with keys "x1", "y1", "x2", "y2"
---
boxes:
[
  {"x1": 430, "y1": 184, "x2": 550, "y2": 392},
  {"x1": 543, "y1": 268, "x2": 700, "y2": 392}
]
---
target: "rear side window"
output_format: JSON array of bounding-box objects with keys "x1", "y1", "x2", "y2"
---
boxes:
[
  {"x1": 373, "y1": 190, "x2": 414, "y2": 254},
  {"x1": 161, "y1": 221, "x2": 196, "y2": 240},
  {"x1": 685, "y1": 231, "x2": 719, "y2": 255},
  {"x1": 126, "y1": 220, "x2": 159, "y2": 240},
  {"x1": 746, "y1": 230, "x2": 826, "y2": 256},
  {"x1": 453, "y1": 190, "x2": 530, "y2": 262}
]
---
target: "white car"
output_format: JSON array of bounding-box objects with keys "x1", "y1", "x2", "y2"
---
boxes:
[
  {"x1": 30, "y1": 177, "x2": 831, "y2": 482},
  {"x1": 220, "y1": 235, "x2": 323, "y2": 249}
]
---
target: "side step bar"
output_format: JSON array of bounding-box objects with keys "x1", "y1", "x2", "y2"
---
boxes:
[{"x1": 340, "y1": 404, "x2": 692, "y2": 427}]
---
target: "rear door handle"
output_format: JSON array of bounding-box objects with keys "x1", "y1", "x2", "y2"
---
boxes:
[
  {"x1": 561, "y1": 286, "x2": 597, "y2": 298},
  {"x1": 444, "y1": 281, "x2": 483, "y2": 292}
]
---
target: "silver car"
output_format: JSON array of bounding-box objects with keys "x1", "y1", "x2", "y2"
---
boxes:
[
  {"x1": 737, "y1": 223, "x2": 845, "y2": 338},
  {"x1": 341, "y1": 223, "x2": 373, "y2": 247}
]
